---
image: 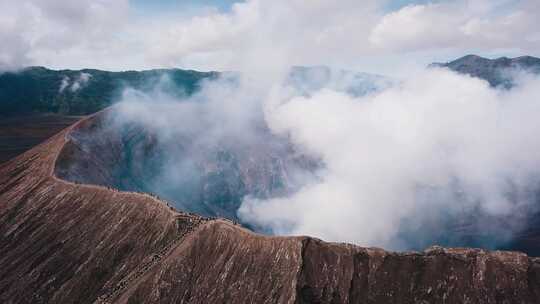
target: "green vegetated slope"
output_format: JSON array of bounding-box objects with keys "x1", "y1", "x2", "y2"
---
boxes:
[{"x1": 0, "y1": 66, "x2": 217, "y2": 115}]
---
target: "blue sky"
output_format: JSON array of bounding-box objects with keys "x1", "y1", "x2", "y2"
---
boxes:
[
  {"x1": 131, "y1": 0, "x2": 436, "y2": 15},
  {"x1": 384, "y1": 0, "x2": 437, "y2": 10},
  {"x1": 130, "y1": 0, "x2": 243, "y2": 14}
]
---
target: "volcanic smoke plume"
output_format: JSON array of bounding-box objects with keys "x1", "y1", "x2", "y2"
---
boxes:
[
  {"x1": 242, "y1": 68, "x2": 540, "y2": 250},
  {"x1": 56, "y1": 65, "x2": 540, "y2": 252}
]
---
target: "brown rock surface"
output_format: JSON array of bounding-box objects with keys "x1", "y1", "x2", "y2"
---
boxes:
[{"x1": 1, "y1": 112, "x2": 540, "y2": 303}]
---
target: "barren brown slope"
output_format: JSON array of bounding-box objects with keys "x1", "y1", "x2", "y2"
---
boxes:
[
  {"x1": 0, "y1": 113, "x2": 81, "y2": 164},
  {"x1": 0, "y1": 115, "x2": 206, "y2": 304},
  {"x1": 1, "y1": 112, "x2": 540, "y2": 303}
]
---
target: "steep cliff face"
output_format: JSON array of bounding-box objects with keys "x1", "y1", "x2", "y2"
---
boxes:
[
  {"x1": 113, "y1": 220, "x2": 540, "y2": 304},
  {"x1": 1, "y1": 112, "x2": 540, "y2": 303}
]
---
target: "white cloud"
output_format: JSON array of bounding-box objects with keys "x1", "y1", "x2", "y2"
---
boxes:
[
  {"x1": 239, "y1": 69, "x2": 540, "y2": 249},
  {"x1": 1, "y1": 0, "x2": 383, "y2": 71},
  {"x1": 144, "y1": 0, "x2": 380, "y2": 73},
  {"x1": 58, "y1": 72, "x2": 92, "y2": 93},
  {"x1": 70, "y1": 72, "x2": 92, "y2": 92},
  {"x1": 59, "y1": 76, "x2": 69, "y2": 93},
  {"x1": 370, "y1": 0, "x2": 540, "y2": 54},
  {"x1": 370, "y1": 4, "x2": 461, "y2": 51},
  {"x1": 1, "y1": 0, "x2": 540, "y2": 72},
  {"x1": 0, "y1": 0, "x2": 130, "y2": 70}
]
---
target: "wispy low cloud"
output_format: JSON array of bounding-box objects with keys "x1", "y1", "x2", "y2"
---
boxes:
[
  {"x1": 239, "y1": 68, "x2": 540, "y2": 250},
  {"x1": 59, "y1": 72, "x2": 92, "y2": 93},
  {"x1": 59, "y1": 76, "x2": 70, "y2": 93}
]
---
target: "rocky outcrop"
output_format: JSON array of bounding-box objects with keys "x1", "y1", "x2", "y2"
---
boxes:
[{"x1": 1, "y1": 112, "x2": 540, "y2": 303}]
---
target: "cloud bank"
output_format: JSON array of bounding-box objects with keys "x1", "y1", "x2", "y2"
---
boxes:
[
  {"x1": 239, "y1": 68, "x2": 540, "y2": 250},
  {"x1": 2, "y1": 0, "x2": 540, "y2": 72}
]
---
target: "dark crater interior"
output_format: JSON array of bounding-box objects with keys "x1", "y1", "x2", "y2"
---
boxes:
[{"x1": 55, "y1": 110, "x2": 317, "y2": 222}]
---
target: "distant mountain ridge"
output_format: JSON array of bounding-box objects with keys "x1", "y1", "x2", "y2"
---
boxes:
[
  {"x1": 3, "y1": 55, "x2": 539, "y2": 117},
  {"x1": 0, "y1": 65, "x2": 389, "y2": 116},
  {"x1": 431, "y1": 54, "x2": 540, "y2": 87},
  {"x1": 0, "y1": 66, "x2": 217, "y2": 115}
]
